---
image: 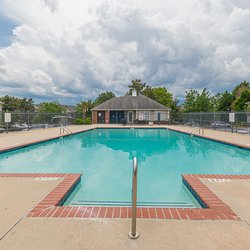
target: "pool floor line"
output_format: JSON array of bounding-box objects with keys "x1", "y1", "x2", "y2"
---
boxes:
[{"x1": 0, "y1": 173, "x2": 247, "y2": 220}]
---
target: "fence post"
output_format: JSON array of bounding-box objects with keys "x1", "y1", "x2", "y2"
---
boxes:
[
  {"x1": 213, "y1": 112, "x2": 215, "y2": 130},
  {"x1": 28, "y1": 112, "x2": 30, "y2": 131}
]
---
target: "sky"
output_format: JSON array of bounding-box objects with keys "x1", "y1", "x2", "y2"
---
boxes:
[{"x1": 0, "y1": 0, "x2": 250, "y2": 104}]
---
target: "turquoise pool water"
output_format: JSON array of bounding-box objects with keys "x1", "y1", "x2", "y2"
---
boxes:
[{"x1": 0, "y1": 128, "x2": 250, "y2": 207}]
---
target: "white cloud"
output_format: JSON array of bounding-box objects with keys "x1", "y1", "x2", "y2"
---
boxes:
[{"x1": 0, "y1": 0, "x2": 250, "y2": 103}]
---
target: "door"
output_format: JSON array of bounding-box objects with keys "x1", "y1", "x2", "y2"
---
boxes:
[
  {"x1": 110, "y1": 111, "x2": 124, "y2": 124},
  {"x1": 117, "y1": 111, "x2": 124, "y2": 123},
  {"x1": 97, "y1": 111, "x2": 105, "y2": 123},
  {"x1": 157, "y1": 112, "x2": 161, "y2": 124},
  {"x1": 128, "y1": 111, "x2": 133, "y2": 123}
]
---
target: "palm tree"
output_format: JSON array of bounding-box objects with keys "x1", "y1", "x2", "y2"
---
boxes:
[{"x1": 81, "y1": 100, "x2": 93, "y2": 118}]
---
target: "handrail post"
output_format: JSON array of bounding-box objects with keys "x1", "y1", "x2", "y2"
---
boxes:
[{"x1": 129, "y1": 157, "x2": 139, "y2": 239}]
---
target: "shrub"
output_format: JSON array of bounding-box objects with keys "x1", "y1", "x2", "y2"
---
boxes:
[
  {"x1": 74, "y1": 118, "x2": 84, "y2": 125},
  {"x1": 83, "y1": 117, "x2": 91, "y2": 124}
]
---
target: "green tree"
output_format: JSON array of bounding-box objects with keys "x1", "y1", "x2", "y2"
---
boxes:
[
  {"x1": 232, "y1": 80, "x2": 250, "y2": 98},
  {"x1": 234, "y1": 90, "x2": 250, "y2": 111},
  {"x1": 127, "y1": 80, "x2": 178, "y2": 110},
  {"x1": 142, "y1": 86, "x2": 155, "y2": 99},
  {"x1": 94, "y1": 91, "x2": 115, "y2": 106},
  {"x1": 151, "y1": 87, "x2": 174, "y2": 108},
  {"x1": 196, "y1": 88, "x2": 213, "y2": 111},
  {"x1": 231, "y1": 81, "x2": 250, "y2": 111},
  {"x1": 171, "y1": 98, "x2": 180, "y2": 114},
  {"x1": 19, "y1": 98, "x2": 35, "y2": 111},
  {"x1": 216, "y1": 91, "x2": 234, "y2": 111},
  {"x1": 0, "y1": 95, "x2": 35, "y2": 112},
  {"x1": 183, "y1": 89, "x2": 198, "y2": 112},
  {"x1": 142, "y1": 86, "x2": 177, "y2": 110},
  {"x1": 75, "y1": 100, "x2": 93, "y2": 118},
  {"x1": 210, "y1": 94, "x2": 220, "y2": 111},
  {"x1": 38, "y1": 101, "x2": 65, "y2": 113},
  {"x1": 183, "y1": 88, "x2": 212, "y2": 112},
  {"x1": 128, "y1": 79, "x2": 147, "y2": 95}
]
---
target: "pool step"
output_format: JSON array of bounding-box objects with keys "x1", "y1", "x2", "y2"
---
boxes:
[{"x1": 71, "y1": 200, "x2": 195, "y2": 208}]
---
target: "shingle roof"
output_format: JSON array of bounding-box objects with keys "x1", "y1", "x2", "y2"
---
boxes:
[
  {"x1": 92, "y1": 95, "x2": 171, "y2": 110},
  {"x1": 33, "y1": 104, "x2": 76, "y2": 112},
  {"x1": 64, "y1": 105, "x2": 76, "y2": 112}
]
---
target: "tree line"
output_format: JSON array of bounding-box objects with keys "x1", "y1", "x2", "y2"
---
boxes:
[
  {"x1": 184, "y1": 81, "x2": 250, "y2": 112},
  {"x1": 1, "y1": 80, "x2": 250, "y2": 118}
]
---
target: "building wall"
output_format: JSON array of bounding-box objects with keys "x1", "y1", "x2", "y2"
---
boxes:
[
  {"x1": 125, "y1": 110, "x2": 135, "y2": 123},
  {"x1": 135, "y1": 110, "x2": 170, "y2": 121},
  {"x1": 92, "y1": 110, "x2": 109, "y2": 124},
  {"x1": 92, "y1": 110, "x2": 170, "y2": 124},
  {"x1": 105, "y1": 111, "x2": 109, "y2": 124},
  {"x1": 92, "y1": 111, "x2": 97, "y2": 124},
  {"x1": 0, "y1": 103, "x2": 2, "y2": 123}
]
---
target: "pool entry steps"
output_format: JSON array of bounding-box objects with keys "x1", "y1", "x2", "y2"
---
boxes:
[
  {"x1": 70, "y1": 201, "x2": 195, "y2": 208},
  {"x1": 0, "y1": 173, "x2": 245, "y2": 221}
]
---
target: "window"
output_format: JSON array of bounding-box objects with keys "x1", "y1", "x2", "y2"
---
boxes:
[{"x1": 137, "y1": 111, "x2": 150, "y2": 121}]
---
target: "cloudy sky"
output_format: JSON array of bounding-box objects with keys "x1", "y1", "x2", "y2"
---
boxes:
[{"x1": 0, "y1": 0, "x2": 250, "y2": 104}]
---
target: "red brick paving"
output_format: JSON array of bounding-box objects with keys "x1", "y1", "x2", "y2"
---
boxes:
[
  {"x1": 155, "y1": 208, "x2": 164, "y2": 219},
  {"x1": 1, "y1": 173, "x2": 249, "y2": 220}
]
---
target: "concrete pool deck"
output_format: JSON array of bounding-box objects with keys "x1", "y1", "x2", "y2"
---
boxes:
[
  {"x1": 0, "y1": 125, "x2": 94, "y2": 151},
  {"x1": 0, "y1": 176, "x2": 250, "y2": 249},
  {"x1": 165, "y1": 125, "x2": 250, "y2": 149},
  {"x1": 0, "y1": 124, "x2": 250, "y2": 249},
  {"x1": 203, "y1": 179, "x2": 250, "y2": 224},
  {"x1": 0, "y1": 177, "x2": 63, "y2": 240}
]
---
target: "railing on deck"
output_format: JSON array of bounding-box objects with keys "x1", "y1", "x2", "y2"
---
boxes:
[{"x1": 129, "y1": 157, "x2": 139, "y2": 239}]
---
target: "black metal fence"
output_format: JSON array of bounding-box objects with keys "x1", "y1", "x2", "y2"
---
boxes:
[
  {"x1": 1, "y1": 111, "x2": 250, "y2": 134},
  {"x1": 0, "y1": 112, "x2": 82, "y2": 133},
  {"x1": 171, "y1": 112, "x2": 250, "y2": 134}
]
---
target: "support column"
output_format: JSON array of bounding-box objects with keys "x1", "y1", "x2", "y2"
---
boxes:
[
  {"x1": 0, "y1": 101, "x2": 4, "y2": 123},
  {"x1": 92, "y1": 111, "x2": 97, "y2": 124},
  {"x1": 105, "y1": 111, "x2": 109, "y2": 124}
]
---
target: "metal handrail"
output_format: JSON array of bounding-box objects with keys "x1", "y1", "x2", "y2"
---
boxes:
[
  {"x1": 190, "y1": 127, "x2": 199, "y2": 135},
  {"x1": 129, "y1": 157, "x2": 139, "y2": 239},
  {"x1": 190, "y1": 127, "x2": 204, "y2": 136},
  {"x1": 64, "y1": 127, "x2": 72, "y2": 134},
  {"x1": 60, "y1": 126, "x2": 72, "y2": 135}
]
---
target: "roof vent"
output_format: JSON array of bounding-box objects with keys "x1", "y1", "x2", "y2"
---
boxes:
[{"x1": 132, "y1": 90, "x2": 137, "y2": 97}]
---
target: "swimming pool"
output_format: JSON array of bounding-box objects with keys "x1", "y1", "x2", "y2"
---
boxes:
[{"x1": 0, "y1": 128, "x2": 250, "y2": 208}]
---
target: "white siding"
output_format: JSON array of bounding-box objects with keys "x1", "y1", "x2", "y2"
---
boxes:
[{"x1": 135, "y1": 110, "x2": 169, "y2": 121}]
